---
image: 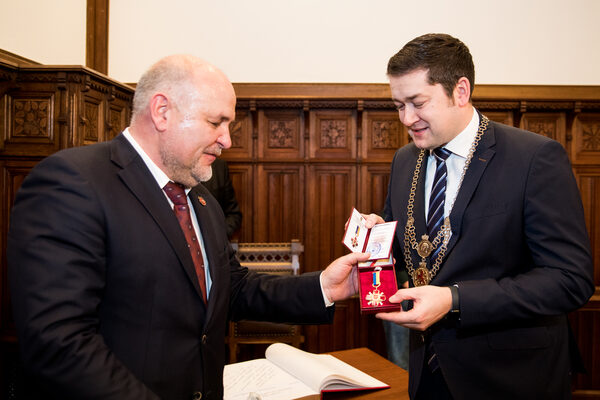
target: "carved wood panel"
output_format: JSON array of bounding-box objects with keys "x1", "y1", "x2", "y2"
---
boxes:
[
  {"x1": 572, "y1": 114, "x2": 600, "y2": 164},
  {"x1": 81, "y1": 93, "x2": 103, "y2": 145},
  {"x1": 258, "y1": 110, "x2": 304, "y2": 160},
  {"x1": 520, "y1": 112, "x2": 567, "y2": 148},
  {"x1": 309, "y1": 110, "x2": 356, "y2": 160},
  {"x1": 107, "y1": 103, "x2": 129, "y2": 140},
  {"x1": 225, "y1": 109, "x2": 253, "y2": 160},
  {"x1": 483, "y1": 110, "x2": 514, "y2": 126},
  {"x1": 362, "y1": 110, "x2": 408, "y2": 160},
  {"x1": 1, "y1": 90, "x2": 59, "y2": 156}
]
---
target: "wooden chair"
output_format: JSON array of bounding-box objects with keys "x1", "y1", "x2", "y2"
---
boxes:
[{"x1": 226, "y1": 240, "x2": 305, "y2": 363}]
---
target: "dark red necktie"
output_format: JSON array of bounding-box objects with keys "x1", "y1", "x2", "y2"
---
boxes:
[{"x1": 163, "y1": 182, "x2": 207, "y2": 303}]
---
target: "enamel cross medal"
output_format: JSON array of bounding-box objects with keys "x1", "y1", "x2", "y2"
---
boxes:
[{"x1": 365, "y1": 266, "x2": 386, "y2": 306}]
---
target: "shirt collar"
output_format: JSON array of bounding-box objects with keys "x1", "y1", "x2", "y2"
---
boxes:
[
  {"x1": 122, "y1": 128, "x2": 190, "y2": 194},
  {"x1": 440, "y1": 106, "x2": 479, "y2": 159}
]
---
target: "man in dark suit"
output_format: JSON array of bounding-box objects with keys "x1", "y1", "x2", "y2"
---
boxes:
[
  {"x1": 370, "y1": 34, "x2": 594, "y2": 399},
  {"x1": 7, "y1": 54, "x2": 368, "y2": 400},
  {"x1": 203, "y1": 158, "x2": 242, "y2": 239}
]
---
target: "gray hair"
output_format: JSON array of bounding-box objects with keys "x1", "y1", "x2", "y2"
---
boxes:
[{"x1": 131, "y1": 55, "x2": 204, "y2": 123}]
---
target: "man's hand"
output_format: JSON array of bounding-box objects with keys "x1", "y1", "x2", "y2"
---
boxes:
[
  {"x1": 375, "y1": 285, "x2": 452, "y2": 331},
  {"x1": 344, "y1": 212, "x2": 385, "y2": 231},
  {"x1": 321, "y1": 252, "x2": 371, "y2": 302}
]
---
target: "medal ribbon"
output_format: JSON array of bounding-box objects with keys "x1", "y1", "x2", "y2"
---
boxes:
[{"x1": 372, "y1": 266, "x2": 381, "y2": 287}]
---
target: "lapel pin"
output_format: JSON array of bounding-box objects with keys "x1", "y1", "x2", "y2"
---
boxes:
[{"x1": 197, "y1": 196, "x2": 207, "y2": 206}]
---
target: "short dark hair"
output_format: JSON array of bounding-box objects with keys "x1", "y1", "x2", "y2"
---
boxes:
[{"x1": 387, "y1": 33, "x2": 475, "y2": 100}]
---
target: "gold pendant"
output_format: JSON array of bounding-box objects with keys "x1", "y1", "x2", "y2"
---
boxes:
[
  {"x1": 412, "y1": 263, "x2": 431, "y2": 286},
  {"x1": 416, "y1": 235, "x2": 434, "y2": 258},
  {"x1": 365, "y1": 289, "x2": 386, "y2": 306}
]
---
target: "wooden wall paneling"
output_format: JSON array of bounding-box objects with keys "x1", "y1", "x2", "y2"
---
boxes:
[
  {"x1": 481, "y1": 110, "x2": 515, "y2": 127},
  {"x1": 305, "y1": 164, "x2": 357, "y2": 273},
  {"x1": 520, "y1": 112, "x2": 567, "y2": 148},
  {"x1": 309, "y1": 109, "x2": 356, "y2": 160},
  {"x1": 1, "y1": 79, "x2": 61, "y2": 157},
  {"x1": 572, "y1": 113, "x2": 600, "y2": 165},
  {"x1": 224, "y1": 107, "x2": 254, "y2": 160},
  {"x1": 107, "y1": 100, "x2": 130, "y2": 140},
  {"x1": 79, "y1": 88, "x2": 104, "y2": 146},
  {"x1": 359, "y1": 164, "x2": 392, "y2": 216},
  {"x1": 0, "y1": 159, "x2": 39, "y2": 341},
  {"x1": 0, "y1": 63, "x2": 134, "y2": 350},
  {"x1": 570, "y1": 302, "x2": 600, "y2": 398},
  {"x1": 576, "y1": 167, "x2": 600, "y2": 285},
  {"x1": 258, "y1": 108, "x2": 304, "y2": 161},
  {"x1": 227, "y1": 163, "x2": 254, "y2": 242},
  {"x1": 361, "y1": 110, "x2": 408, "y2": 161},
  {"x1": 254, "y1": 164, "x2": 304, "y2": 243},
  {"x1": 572, "y1": 164, "x2": 600, "y2": 396}
]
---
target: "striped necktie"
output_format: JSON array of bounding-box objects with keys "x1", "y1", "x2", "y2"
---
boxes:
[{"x1": 427, "y1": 147, "x2": 451, "y2": 259}]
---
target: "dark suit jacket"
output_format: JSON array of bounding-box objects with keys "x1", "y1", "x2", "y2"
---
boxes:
[
  {"x1": 384, "y1": 117, "x2": 594, "y2": 400},
  {"x1": 202, "y1": 158, "x2": 242, "y2": 238},
  {"x1": 8, "y1": 134, "x2": 333, "y2": 400}
]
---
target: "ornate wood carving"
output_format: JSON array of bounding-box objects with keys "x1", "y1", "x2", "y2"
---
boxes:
[
  {"x1": 520, "y1": 112, "x2": 566, "y2": 147},
  {"x1": 362, "y1": 110, "x2": 407, "y2": 160},
  {"x1": 83, "y1": 100, "x2": 100, "y2": 143},
  {"x1": 13, "y1": 98, "x2": 50, "y2": 137},
  {"x1": 269, "y1": 120, "x2": 296, "y2": 148},
  {"x1": 572, "y1": 114, "x2": 600, "y2": 164},
  {"x1": 309, "y1": 110, "x2": 356, "y2": 159},
  {"x1": 258, "y1": 110, "x2": 303, "y2": 159}
]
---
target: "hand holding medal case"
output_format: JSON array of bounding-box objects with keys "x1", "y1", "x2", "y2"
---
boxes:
[{"x1": 342, "y1": 208, "x2": 401, "y2": 314}]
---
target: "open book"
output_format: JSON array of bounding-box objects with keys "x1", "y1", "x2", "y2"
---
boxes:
[{"x1": 223, "y1": 343, "x2": 389, "y2": 400}]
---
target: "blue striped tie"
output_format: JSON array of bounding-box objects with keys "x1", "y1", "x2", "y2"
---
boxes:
[
  {"x1": 427, "y1": 147, "x2": 451, "y2": 259},
  {"x1": 426, "y1": 147, "x2": 451, "y2": 373}
]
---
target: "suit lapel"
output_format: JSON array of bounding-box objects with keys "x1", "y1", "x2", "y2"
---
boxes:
[
  {"x1": 445, "y1": 120, "x2": 496, "y2": 257},
  {"x1": 110, "y1": 135, "x2": 205, "y2": 301}
]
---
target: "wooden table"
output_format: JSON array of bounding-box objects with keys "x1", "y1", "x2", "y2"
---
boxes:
[{"x1": 300, "y1": 347, "x2": 409, "y2": 399}]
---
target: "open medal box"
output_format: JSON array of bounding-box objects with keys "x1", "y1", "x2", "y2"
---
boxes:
[{"x1": 342, "y1": 209, "x2": 402, "y2": 314}]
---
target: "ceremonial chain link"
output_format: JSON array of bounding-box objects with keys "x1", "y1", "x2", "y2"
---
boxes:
[{"x1": 403, "y1": 115, "x2": 489, "y2": 285}]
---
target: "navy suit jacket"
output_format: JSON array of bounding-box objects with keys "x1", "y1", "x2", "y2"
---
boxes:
[
  {"x1": 384, "y1": 116, "x2": 594, "y2": 399},
  {"x1": 8, "y1": 134, "x2": 333, "y2": 400}
]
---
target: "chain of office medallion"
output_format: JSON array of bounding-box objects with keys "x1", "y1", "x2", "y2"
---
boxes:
[{"x1": 402, "y1": 115, "x2": 489, "y2": 282}]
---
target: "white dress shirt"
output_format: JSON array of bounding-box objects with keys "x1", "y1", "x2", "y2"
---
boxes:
[
  {"x1": 424, "y1": 107, "x2": 480, "y2": 221},
  {"x1": 122, "y1": 128, "x2": 213, "y2": 297}
]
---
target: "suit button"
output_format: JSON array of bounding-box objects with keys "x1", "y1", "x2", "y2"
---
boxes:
[
  {"x1": 201, "y1": 334, "x2": 207, "y2": 344},
  {"x1": 192, "y1": 391, "x2": 202, "y2": 400}
]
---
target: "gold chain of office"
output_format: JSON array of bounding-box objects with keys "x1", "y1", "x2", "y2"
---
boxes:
[{"x1": 403, "y1": 115, "x2": 489, "y2": 286}]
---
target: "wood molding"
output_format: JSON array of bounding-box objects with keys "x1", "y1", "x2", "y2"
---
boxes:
[
  {"x1": 86, "y1": 0, "x2": 109, "y2": 74},
  {"x1": 232, "y1": 83, "x2": 600, "y2": 102},
  {"x1": 0, "y1": 49, "x2": 40, "y2": 66}
]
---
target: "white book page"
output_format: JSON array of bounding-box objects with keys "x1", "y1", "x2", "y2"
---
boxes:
[
  {"x1": 223, "y1": 358, "x2": 317, "y2": 400},
  {"x1": 266, "y1": 343, "x2": 388, "y2": 391},
  {"x1": 311, "y1": 354, "x2": 388, "y2": 390}
]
